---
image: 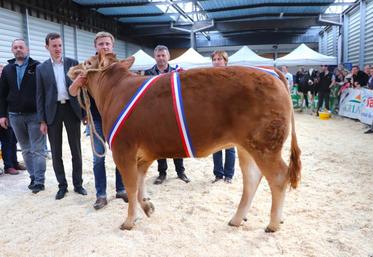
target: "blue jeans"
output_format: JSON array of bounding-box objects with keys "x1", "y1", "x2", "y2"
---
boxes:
[
  {"x1": 9, "y1": 113, "x2": 46, "y2": 185},
  {"x1": 213, "y1": 147, "x2": 236, "y2": 179},
  {"x1": 0, "y1": 126, "x2": 18, "y2": 170},
  {"x1": 92, "y1": 118, "x2": 125, "y2": 198}
]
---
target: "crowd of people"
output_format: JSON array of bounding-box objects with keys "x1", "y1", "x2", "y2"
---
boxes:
[
  {"x1": 283, "y1": 63, "x2": 373, "y2": 133},
  {"x1": 0, "y1": 32, "x2": 236, "y2": 211}
]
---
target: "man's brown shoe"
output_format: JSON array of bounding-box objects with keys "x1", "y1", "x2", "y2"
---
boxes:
[
  {"x1": 93, "y1": 197, "x2": 108, "y2": 210},
  {"x1": 5, "y1": 168, "x2": 19, "y2": 175},
  {"x1": 116, "y1": 192, "x2": 128, "y2": 203},
  {"x1": 15, "y1": 163, "x2": 27, "y2": 170}
]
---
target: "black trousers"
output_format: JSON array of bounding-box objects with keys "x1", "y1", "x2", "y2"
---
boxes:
[
  {"x1": 157, "y1": 159, "x2": 185, "y2": 175},
  {"x1": 48, "y1": 103, "x2": 82, "y2": 189},
  {"x1": 317, "y1": 91, "x2": 330, "y2": 111}
]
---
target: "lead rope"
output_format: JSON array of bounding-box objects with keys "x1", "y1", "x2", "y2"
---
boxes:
[{"x1": 77, "y1": 87, "x2": 107, "y2": 158}]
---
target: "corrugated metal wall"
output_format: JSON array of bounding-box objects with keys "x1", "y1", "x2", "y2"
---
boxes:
[
  {"x1": 326, "y1": 27, "x2": 335, "y2": 56},
  {"x1": 28, "y1": 16, "x2": 61, "y2": 62},
  {"x1": 0, "y1": 6, "x2": 143, "y2": 66},
  {"x1": 347, "y1": 7, "x2": 360, "y2": 65},
  {"x1": 63, "y1": 25, "x2": 77, "y2": 59},
  {"x1": 365, "y1": 0, "x2": 373, "y2": 65},
  {"x1": 0, "y1": 8, "x2": 23, "y2": 64}
]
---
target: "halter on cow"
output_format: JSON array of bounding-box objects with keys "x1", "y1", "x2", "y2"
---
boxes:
[{"x1": 68, "y1": 52, "x2": 301, "y2": 232}]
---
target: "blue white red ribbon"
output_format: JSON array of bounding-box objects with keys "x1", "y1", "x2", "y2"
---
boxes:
[
  {"x1": 108, "y1": 75, "x2": 161, "y2": 148},
  {"x1": 248, "y1": 66, "x2": 279, "y2": 79},
  {"x1": 170, "y1": 72, "x2": 195, "y2": 158}
]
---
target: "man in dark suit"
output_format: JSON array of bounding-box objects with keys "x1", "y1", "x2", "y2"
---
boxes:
[{"x1": 36, "y1": 33, "x2": 86, "y2": 200}]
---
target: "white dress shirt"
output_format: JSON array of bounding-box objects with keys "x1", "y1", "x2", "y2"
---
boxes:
[{"x1": 51, "y1": 58, "x2": 69, "y2": 102}]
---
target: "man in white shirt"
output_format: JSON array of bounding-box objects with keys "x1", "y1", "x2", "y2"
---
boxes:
[
  {"x1": 281, "y1": 66, "x2": 293, "y2": 92},
  {"x1": 36, "y1": 32, "x2": 86, "y2": 200}
]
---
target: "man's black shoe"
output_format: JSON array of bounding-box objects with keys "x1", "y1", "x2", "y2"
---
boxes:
[
  {"x1": 154, "y1": 174, "x2": 166, "y2": 185},
  {"x1": 28, "y1": 180, "x2": 35, "y2": 190},
  {"x1": 364, "y1": 129, "x2": 373, "y2": 134},
  {"x1": 55, "y1": 188, "x2": 68, "y2": 200},
  {"x1": 177, "y1": 173, "x2": 190, "y2": 183},
  {"x1": 74, "y1": 187, "x2": 87, "y2": 195},
  {"x1": 32, "y1": 184, "x2": 45, "y2": 194}
]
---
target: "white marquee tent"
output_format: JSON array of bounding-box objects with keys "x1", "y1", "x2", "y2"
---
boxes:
[
  {"x1": 229, "y1": 46, "x2": 274, "y2": 66},
  {"x1": 169, "y1": 48, "x2": 210, "y2": 69},
  {"x1": 275, "y1": 43, "x2": 337, "y2": 66},
  {"x1": 130, "y1": 49, "x2": 155, "y2": 71}
]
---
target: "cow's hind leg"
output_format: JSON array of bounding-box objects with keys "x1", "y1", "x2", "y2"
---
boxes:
[
  {"x1": 253, "y1": 153, "x2": 288, "y2": 233},
  {"x1": 229, "y1": 147, "x2": 262, "y2": 227},
  {"x1": 137, "y1": 159, "x2": 155, "y2": 217}
]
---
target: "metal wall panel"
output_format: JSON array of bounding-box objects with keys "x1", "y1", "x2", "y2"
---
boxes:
[
  {"x1": 347, "y1": 7, "x2": 360, "y2": 65},
  {"x1": 365, "y1": 0, "x2": 373, "y2": 65},
  {"x1": 115, "y1": 40, "x2": 126, "y2": 59},
  {"x1": 0, "y1": 8, "x2": 23, "y2": 64},
  {"x1": 28, "y1": 16, "x2": 61, "y2": 63},
  {"x1": 126, "y1": 42, "x2": 140, "y2": 57},
  {"x1": 326, "y1": 27, "x2": 335, "y2": 56},
  {"x1": 76, "y1": 29, "x2": 96, "y2": 62},
  {"x1": 63, "y1": 25, "x2": 76, "y2": 60}
]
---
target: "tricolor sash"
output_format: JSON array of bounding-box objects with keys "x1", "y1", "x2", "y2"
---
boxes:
[
  {"x1": 107, "y1": 75, "x2": 162, "y2": 148},
  {"x1": 170, "y1": 72, "x2": 195, "y2": 158},
  {"x1": 248, "y1": 66, "x2": 279, "y2": 79}
]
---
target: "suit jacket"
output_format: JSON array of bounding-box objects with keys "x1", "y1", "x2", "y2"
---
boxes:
[{"x1": 36, "y1": 57, "x2": 82, "y2": 125}]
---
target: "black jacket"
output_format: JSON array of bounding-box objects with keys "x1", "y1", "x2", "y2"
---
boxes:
[
  {"x1": 144, "y1": 64, "x2": 175, "y2": 76},
  {"x1": 0, "y1": 57, "x2": 40, "y2": 117}
]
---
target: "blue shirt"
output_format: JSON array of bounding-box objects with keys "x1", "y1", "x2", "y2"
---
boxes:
[{"x1": 15, "y1": 56, "x2": 29, "y2": 89}]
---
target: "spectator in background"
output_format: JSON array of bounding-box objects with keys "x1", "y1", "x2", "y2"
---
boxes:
[
  {"x1": 316, "y1": 65, "x2": 335, "y2": 115},
  {"x1": 210, "y1": 50, "x2": 235, "y2": 184},
  {"x1": 364, "y1": 64, "x2": 371, "y2": 76},
  {"x1": 351, "y1": 65, "x2": 369, "y2": 88},
  {"x1": 365, "y1": 67, "x2": 373, "y2": 134},
  {"x1": 295, "y1": 67, "x2": 310, "y2": 109},
  {"x1": 0, "y1": 64, "x2": 3, "y2": 76},
  {"x1": 281, "y1": 65, "x2": 293, "y2": 91},
  {"x1": 0, "y1": 39, "x2": 46, "y2": 191},
  {"x1": 144, "y1": 45, "x2": 190, "y2": 185}
]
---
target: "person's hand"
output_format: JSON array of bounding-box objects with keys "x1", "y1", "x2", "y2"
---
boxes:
[
  {"x1": 40, "y1": 122, "x2": 48, "y2": 135},
  {"x1": 0, "y1": 117, "x2": 8, "y2": 129},
  {"x1": 82, "y1": 116, "x2": 88, "y2": 125},
  {"x1": 69, "y1": 73, "x2": 87, "y2": 96}
]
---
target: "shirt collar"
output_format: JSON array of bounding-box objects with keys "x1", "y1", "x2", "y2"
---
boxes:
[
  {"x1": 51, "y1": 57, "x2": 64, "y2": 64},
  {"x1": 15, "y1": 55, "x2": 29, "y2": 67},
  {"x1": 155, "y1": 64, "x2": 170, "y2": 74}
]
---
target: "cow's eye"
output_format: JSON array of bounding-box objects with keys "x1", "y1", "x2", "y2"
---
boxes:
[{"x1": 87, "y1": 61, "x2": 92, "y2": 66}]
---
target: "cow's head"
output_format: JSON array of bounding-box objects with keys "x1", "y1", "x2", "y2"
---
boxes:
[
  {"x1": 68, "y1": 51, "x2": 136, "y2": 97},
  {"x1": 67, "y1": 51, "x2": 119, "y2": 81}
]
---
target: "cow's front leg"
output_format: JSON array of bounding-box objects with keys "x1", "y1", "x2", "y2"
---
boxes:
[{"x1": 115, "y1": 155, "x2": 139, "y2": 230}]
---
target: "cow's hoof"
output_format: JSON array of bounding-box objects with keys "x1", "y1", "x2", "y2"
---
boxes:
[
  {"x1": 144, "y1": 201, "x2": 155, "y2": 217},
  {"x1": 120, "y1": 221, "x2": 135, "y2": 230},
  {"x1": 228, "y1": 219, "x2": 242, "y2": 227},
  {"x1": 264, "y1": 226, "x2": 278, "y2": 233}
]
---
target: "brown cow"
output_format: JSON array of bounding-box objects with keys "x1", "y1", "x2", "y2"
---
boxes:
[{"x1": 68, "y1": 52, "x2": 301, "y2": 232}]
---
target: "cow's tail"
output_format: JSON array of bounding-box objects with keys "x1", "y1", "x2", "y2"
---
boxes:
[{"x1": 274, "y1": 68, "x2": 302, "y2": 189}]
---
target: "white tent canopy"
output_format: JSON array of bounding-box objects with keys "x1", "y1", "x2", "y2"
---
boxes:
[
  {"x1": 130, "y1": 49, "x2": 155, "y2": 71},
  {"x1": 229, "y1": 46, "x2": 274, "y2": 66},
  {"x1": 275, "y1": 43, "x2": 337, "y2": 66},
  {"x1": 169, "y1": 48, "x2": 210, "y2": 69}
]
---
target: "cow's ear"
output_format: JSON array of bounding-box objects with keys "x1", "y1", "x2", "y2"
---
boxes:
[
  {"x1": 120, "y1": 56, "x2": 135, "y2": 70},
  {"x1": 98, "y1": 50, "x2": 106, "y2": 67}
]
